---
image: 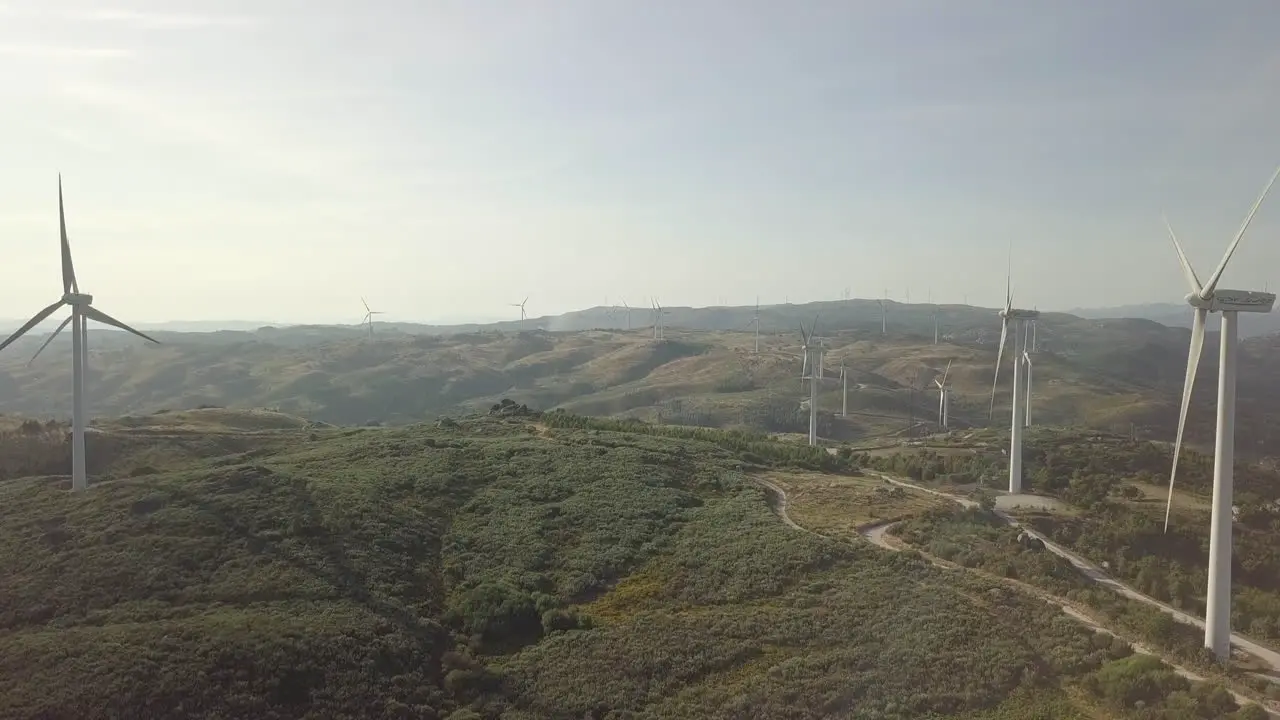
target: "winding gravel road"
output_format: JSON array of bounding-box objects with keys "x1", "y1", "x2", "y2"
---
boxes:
[
  {"x1": 861, "y1": 471, "x2": 1280, "y2": 674},
  {"x1": 754, "y1": 473, "x2": 1279, "y2": 716}
]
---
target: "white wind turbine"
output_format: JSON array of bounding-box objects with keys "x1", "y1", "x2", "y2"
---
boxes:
[
  {"x1": 878, "y1": 290, "x2": 888, "y2": 335},
  {"x1": 933, "y1": 360, "x2": 952, "y2": 429},
  {"x1": 1163, "y1": 164, "x2": 1280, "y2": 661},
  {"x1": 798, "y1": 316, "x2": 829, "y2": 446},
  {"x1": 1024, "y1": 326, "x2": 1034, "y2": 425},
  {"x1": 839, "y1": 360, "x2": 849, "y2": 417},
  {"x1": 746, "y1": 297, "x2": 761, "y2": 353},
  {"x1": 0, "y1": 176, "x2": 159, "y2": 491},
  {"x1": 987, "y1": 270, "x2": 1039, "y2": 494},
  {"x1": 361, "y1": 297, "x2": 384, "y2": 339},
  {"x1": 510, "y1": 297, "x2": 529, "y2": 331},
  {"x1": 621, "y1": 300, "x2": 632, "y2": 330},
  {"x1": 650, "y1": 298, "x2": 668, "y2": 340}
]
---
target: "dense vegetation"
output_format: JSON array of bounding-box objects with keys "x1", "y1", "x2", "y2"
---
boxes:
[
  {"x1": 866, "y1": 428, "x2": 1280, "y2": 649},
  {"x1": 891, "y1": 506, "x2": 1271, "y2": 717},
  {"x1": 2, "y1": 412, "x2": 1263, "y2": 718}
]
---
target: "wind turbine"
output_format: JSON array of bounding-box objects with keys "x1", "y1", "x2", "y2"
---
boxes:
[
  {"x1": 798, "y1": 316, "x2": 828, "y2": 446},
  {"x1": 933, "y1": 360, "x2": 952, "y2": 429},
  {"x1": 650, "y1": 298, "x2": 668, "y2": 340},
  {"x1": 746, "y1": 297, "x2": 761, "y2": 353},
  {"x1": 510, "y1": 297, "x2": 528, "y2": 331},
  {"x1": 987, "y1": 269, "x2": 1039, "y2": 493},
  {"x1": 1022, "y1": 329, "x2": 1034, "y2": 428},
  {"x1": 878, "y1": 290, "x2": 888, "y2": 335},
  {"x1": 0, "y1": 176, "x2": 159, "y2": 491},
  {"x1": 1163, "y1": 164, "x2": 1280, "y2": 661},
  {"x1": 840, "y1": 361, "x2": 849, "y2": 417},
  {"x1": 361, "y1": 297, "x2": 384, "y2": 339},
  {"x1": 611, "y1": 298, "x2": 627, "y2": 330}
]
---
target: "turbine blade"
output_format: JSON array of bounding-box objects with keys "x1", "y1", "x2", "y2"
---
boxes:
[
  {"x1": 362, "y1": 297, "x2": 370, "y2": 313},
  {"x1": 1165, "y1": 308, "x2": 1207, "y2": 532},
  {"x1": 58, "y1": 175, "x2": 78, "y2": 294},
  {"x1": 989, "y1": 317, "x2": 1009, "y2": 419},
  {"x1": 0, "y1": 300, "x2": 66, "y2": 353},
  {"x1": 1005, "y1": 243, "x2": 1013, "y2": 312},
  {"x1": 941, "y1": 358, "x2": 952, "y2": 385},
  {"x1": 29, "y1": 314, "x2": 73, "y2": 365},
  {"x1": 1202, "y1": 163, "x2": 1280, "y2": 297},
  {"x1": 81, "y1": 306, "x2": 160, "y2": 344},
  {"x1": 1163, "y1": 215, "x2": 1203, "y2": 294}
]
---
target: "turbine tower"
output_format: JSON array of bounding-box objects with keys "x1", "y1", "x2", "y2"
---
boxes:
[
  {"x1": 621, "y1": 300, "x2": 632, "y2": 330},
  {"x1": 987, "y1": 272, "x2": 1039, "y2": 493},
  {"x1": 878, "y1": 290, "x2": 888, "y2": 335},
  {"x1": 933, "y1": 308, "x2": 940, "y2": 345},
  {"x1": 1163, "y1": 164, "x2": 1280, "y2": 661},
  {"x1": 0, "y1": 176, "x2": 159, "y2": 491},
  {"x1": 747, "y1": 297, "x2": 761, "y2": 353},
  {"x1": 361, "y1": 297, "x2": 384, "y2": 339},
  {"x1": 798, "y1": 316, "x2": 829, "y2": 446},
  {"x1": 650, "y1": 298, "x2": 668, "y2": 340},
  {"x1": 840, "y1": 361, "x2": 848, "y2": 417},
  {"x1": 510, "y1": 297, "x2": 529, "y2": 331},
  {"x1": 934, "y1": 360, "x2": 952, "y2": 429},
  {"x1": 1022, "y1": 328, "x2": 1034, "y2": 428}
]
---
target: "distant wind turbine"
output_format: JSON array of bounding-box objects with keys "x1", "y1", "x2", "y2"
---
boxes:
[
  {"x1": 799, "y1": 317, "x2": 822, "y2": 445},
  {"x1": 650, "y1": 298, "x2": 668, "y2": 340},
  {"x1": 1162, "y1": 163, "x2": 1280, "y2": 661},
  {"x1": 622, "y1": 300, "x2": 632, "y2": 330},
  {"x1": 987, "y1": 261, "x2": 1039, "y2": 493},
  {"x1": 878, "y1": 290, "x2": 888, "y2": 335},
  {"x1": 510, "y1": 297, "x2": 528, "y2": 331},
  {"x1": 840, "y1": 361, "x2": 849, "y2": 417},
  {"x1": 934, "y1": 360, "x2": 952, "y2": 429},
  {"x1": 0, "y1": 175, "x2": 159, "y2": 492},
  {"x1": 1022, "y1": 328, "x2": 1034, "y2": 428},
  {"x1": 361, "y1": 297, "x2": 384, "y2": 339},
  {"x1": 746, "y1": 297, "x2": 761, "y2": 353}
]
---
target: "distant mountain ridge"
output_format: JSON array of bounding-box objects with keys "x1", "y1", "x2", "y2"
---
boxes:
[
  {"x1": 7, "y1": 299, "x2": 1273, "y2": 338},
  {"x1": 1070, "y1": 302, "x2": 1280, "y2": 338}
]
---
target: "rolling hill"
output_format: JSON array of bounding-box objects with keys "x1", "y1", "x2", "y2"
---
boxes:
[
  {"x1": 0, "y1": 299, "x2": 1273, "y2": 456},
  {"x1": 0, "y1": 409, "x2": 1267, "y2": 719}
]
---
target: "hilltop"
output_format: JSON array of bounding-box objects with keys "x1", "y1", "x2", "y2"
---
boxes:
[
  {"x1": 0, "y1": 409, "x2": 1269, "y2": 719},
  {"x1": 0, "y1": 298, "x2": 1273, "y2": 456}
]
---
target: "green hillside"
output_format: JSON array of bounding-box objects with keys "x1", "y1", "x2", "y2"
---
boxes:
[{"x1": 0, "y1": 411, "x2": 1263, "y2": 719}]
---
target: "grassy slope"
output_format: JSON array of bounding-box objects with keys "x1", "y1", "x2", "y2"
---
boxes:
[
  {"x1": 0, "y1": 411, "x2": 1192, "y2": 719},
  {"x1": 0, "y1": 306, "x2": 1263, "y2": 455}
]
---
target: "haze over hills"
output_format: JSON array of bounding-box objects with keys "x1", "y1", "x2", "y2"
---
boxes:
[
  {"x1": 1071, "y1": 303, "x2": 1280, "y2": 338},
  {"x1": 1, "y1": 298, "x2": 1275, "y2": 457},
  {"x1": 3, "y1": 299, "x2": 1262, "y2": 336}
]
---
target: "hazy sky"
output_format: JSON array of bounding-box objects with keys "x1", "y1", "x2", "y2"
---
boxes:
[{"x1": 2, "y1": 0, "x2": 1280, "y2": 325}]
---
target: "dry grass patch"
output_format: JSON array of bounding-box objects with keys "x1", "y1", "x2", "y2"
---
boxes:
[{"x1": 755, "y1": 469, "x2": 953, "y2": 537}]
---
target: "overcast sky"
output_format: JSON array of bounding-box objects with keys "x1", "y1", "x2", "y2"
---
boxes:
[{"x1": 2, "y1": 0, "x2": 1280, "y2": 325}]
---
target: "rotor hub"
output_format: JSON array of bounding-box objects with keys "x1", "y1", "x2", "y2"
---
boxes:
[{"x1": 62, "y1": 292, "x2": 93, "y2": 306}]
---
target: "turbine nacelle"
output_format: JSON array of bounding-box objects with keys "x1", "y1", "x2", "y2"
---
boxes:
[
  {"x1": 999, "y1": 308, "x2": 1040, "y2": 320},
  {"x1": 1185, "y1": 290, "x2": 1275, "y2": 314},
  {"x1": 62, "y1": 292, "x2": 93, "y2": 306}
]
